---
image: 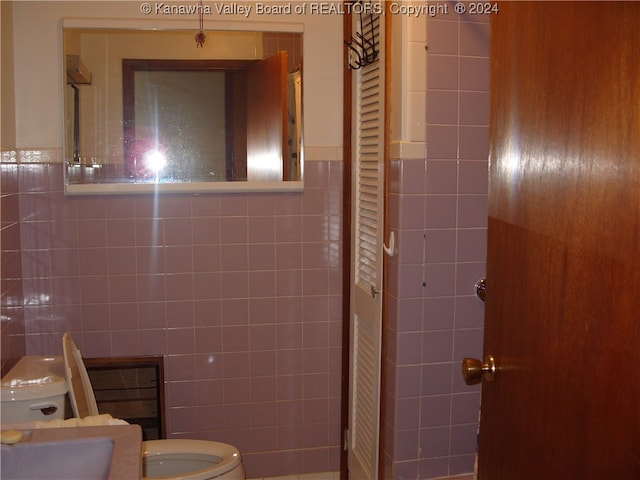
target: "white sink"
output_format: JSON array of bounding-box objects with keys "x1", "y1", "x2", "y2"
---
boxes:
[{"x1": 1, "y1": 436, "x2": 114, "y2": 479}]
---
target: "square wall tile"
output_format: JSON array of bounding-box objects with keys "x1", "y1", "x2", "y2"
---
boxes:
[
  {"x1": 427, "y1": 90, "x2": 458, "y2": 126},
  {"x1": 427, "y1": 19, "x2": 459, "y2": 55},
  {"x1": 460, "y1": 56, "x2": 490, "y2": 92},
  {"x1": 460, "y1": 21, "x2": 490, "y2": 57},
  {"x1": 427, "y1": 55, "x2": 459, "y2": 90}
]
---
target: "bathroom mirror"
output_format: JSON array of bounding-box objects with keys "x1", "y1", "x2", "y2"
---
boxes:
[{"x1": 63, "y1": 23, "x2": 303, "y2": 195}]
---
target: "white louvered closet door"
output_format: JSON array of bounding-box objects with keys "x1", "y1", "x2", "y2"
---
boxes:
[{"x1": 348, "y1": 6, "x2": 385, "y2": 480}]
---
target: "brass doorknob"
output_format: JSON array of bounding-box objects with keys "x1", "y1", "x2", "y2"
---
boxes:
[{"x1": 462, "y1": 355, "x2": 496, "y2": 385}]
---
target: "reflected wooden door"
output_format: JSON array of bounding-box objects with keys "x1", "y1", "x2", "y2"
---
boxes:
[
  {"x1": 246, "y1": 51, "x2": 288, "y2": 182},
  {"x1": 478, "y1": 2, "x2": 640, "y2": 479}
]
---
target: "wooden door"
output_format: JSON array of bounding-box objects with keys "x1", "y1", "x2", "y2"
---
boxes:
[
  {"x1": 246, "y1": 51, "x2": 288, "y2": 182},
  {"x1": 478, "y1": 2, "x2": 640, "y2": 479}
]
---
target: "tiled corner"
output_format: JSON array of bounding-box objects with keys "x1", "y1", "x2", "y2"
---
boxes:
[{"x1": 383, "y1": 11, "x2": 489, "y2": 480}]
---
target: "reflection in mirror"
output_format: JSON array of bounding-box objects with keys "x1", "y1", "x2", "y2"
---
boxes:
[
  {"x1": 63, "y1": 26, "x2": 303, "y2": 194},
  {"x1": 123, "y1": 59, "x2": 253, "y2": 183}
]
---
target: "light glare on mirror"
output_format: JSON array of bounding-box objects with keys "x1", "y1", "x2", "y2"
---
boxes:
[{"x1": 143, "y1": 149, "x2": 167, "y2": 174}]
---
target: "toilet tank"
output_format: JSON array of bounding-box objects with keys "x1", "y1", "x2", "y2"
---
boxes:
[{"x1": 0, "y1": 356, "x2": 68, "y2": 424}]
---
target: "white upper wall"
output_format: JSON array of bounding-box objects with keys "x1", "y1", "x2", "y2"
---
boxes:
[
  {"x1": 10, "y1": 1, "x2": 343, "y2": 153},
  {"x1": 1, "y1": 1, "x2": 16, "y2": 148}
]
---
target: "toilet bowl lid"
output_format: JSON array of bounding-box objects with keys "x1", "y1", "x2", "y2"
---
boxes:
[{"x1": 143, "y1": 439, "x2": 242, "y2": 479}]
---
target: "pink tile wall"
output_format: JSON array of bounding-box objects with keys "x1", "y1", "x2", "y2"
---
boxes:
[
  {"x1": 1, "y1": 162, "x2": 26, "y2": 375},
  {"x1": 384, "y1": 13, "x2": 489, "y2": 480},
  {"x1": 13, "y1": 160, "x2": 342, "y2": 478}
]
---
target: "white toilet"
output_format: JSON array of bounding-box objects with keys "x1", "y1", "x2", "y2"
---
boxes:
[{"x1": 62, "y1": 333, "x2": 246, "y2": 480}]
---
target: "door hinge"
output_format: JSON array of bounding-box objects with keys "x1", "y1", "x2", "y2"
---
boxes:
[{"x1": 343, "y1": 428, "x2": 349, "y2": 451}]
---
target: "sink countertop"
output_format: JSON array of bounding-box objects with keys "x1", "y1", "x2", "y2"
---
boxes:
[{"x1": 24, "y1": 424, "x2": 142, "y2": 479}]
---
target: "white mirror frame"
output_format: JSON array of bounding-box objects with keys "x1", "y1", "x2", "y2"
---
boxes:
[{"x1": 61, "y1": 17, "x2": 304, "y2": 195}]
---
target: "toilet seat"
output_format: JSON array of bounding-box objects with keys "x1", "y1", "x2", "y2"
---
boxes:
[
  {"x1": 144, "y1": 439, "x2": 243, "y2": 479},
  {"x1": 62, "y1": 333, "x2": 99, "y2": 418}
]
